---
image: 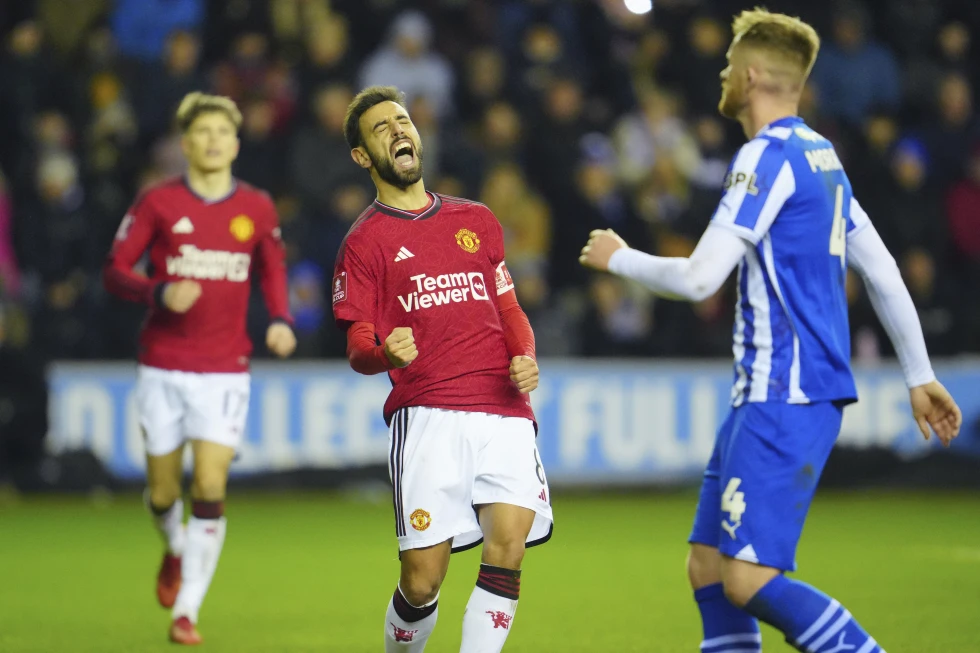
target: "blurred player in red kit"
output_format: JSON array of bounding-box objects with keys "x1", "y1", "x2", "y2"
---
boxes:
[
  {"x1": 103, "y1": 93, "x2": 296, "y2": 645},
  {"x1": 333, "y1": 86, "x2": 553, "y2": 652}
]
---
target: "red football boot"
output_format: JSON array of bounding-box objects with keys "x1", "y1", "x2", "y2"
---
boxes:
[
  {"x1": 169, "y1": 616, "x2": 202, "y2": 645},
  {"x1": 156, "y1": 553, "x2": 182, "y2": 608}
]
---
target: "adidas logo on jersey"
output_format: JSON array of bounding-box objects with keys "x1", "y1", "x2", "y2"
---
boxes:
[
  {"x1": 172, "y1": 217, "x2": 195, "y2": 234},
  {"x1": 394, "y1": 247, "x2": 415, "y2": 262},
  {"x1": 398, "y1": 272, "x2": 489, "y2": 312}
]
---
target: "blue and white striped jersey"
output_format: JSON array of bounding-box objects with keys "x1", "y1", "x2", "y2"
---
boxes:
[{"x1": 711, "y1": 116, "x2": 868, "y2": 406}]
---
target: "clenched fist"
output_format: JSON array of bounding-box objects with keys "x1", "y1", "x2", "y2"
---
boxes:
[
  {"x1": 510, "y1": 355, "x2": 539, "y2": 394},
  {"x1": 266, "y1": 322, "x2": 297, "y2": 358},
  {"x1": 162, "y1": 280, "x2": 202, "y2": 313},
  {"x1": 579, "y1": 229, "x2": 629, "y2": 272},
  {"x1": 385, "y1": 327, "x2": 418, "y2": 368}
]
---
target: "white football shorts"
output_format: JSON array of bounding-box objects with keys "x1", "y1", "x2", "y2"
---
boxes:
[
  {"x1": 388, "y1": 406, "x2": 554, "y2": 552},
  {"x1": 135, "y1": 365, "x2": 250, "y2": 456}
]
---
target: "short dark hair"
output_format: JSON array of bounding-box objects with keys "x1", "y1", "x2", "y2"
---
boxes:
[{"x1": 343, "y1": 85, "x2": 407, "y2": 150}]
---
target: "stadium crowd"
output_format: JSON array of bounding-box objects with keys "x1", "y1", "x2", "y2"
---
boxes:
[{"x1": 0, "y1": 0, "x2": 978, "y2": 365}]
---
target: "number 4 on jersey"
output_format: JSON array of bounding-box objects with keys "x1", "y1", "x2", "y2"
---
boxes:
[
  {"x1": 721, "y1": 477, "x2": 746, "y2": 539},
  {"x1": 829, "y1": 184, "x2": 846, "y2": 263}
]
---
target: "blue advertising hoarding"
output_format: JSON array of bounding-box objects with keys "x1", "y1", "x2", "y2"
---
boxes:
[{"x1": 48, "y1": 360, "x2": 980, "y2": 483}]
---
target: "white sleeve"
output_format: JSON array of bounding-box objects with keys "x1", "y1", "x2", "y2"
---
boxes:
[
  {"x1": 847, "y1": 223, "x2": 936, "y2": 388},
  {"x1": 607, "y1": 225, "x2": 752, "y2": 302}
]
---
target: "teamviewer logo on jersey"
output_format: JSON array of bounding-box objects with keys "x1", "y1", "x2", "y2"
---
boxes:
[{"x1": 398, "y1": 272, "x2": 489, "y2": 312}]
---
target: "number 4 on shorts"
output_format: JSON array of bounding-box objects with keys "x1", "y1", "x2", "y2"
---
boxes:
[{"x1": 721, "y1": 478, "x2": 746, "y2": 539}]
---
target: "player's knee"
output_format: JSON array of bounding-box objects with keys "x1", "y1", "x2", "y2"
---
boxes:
[
  {"x1": 687, "y1": 545, "x2": 722, "y2": 589},
  {"x1": 721, "y1": 577, "x2": 756, "y2": 608},
  {"x1": 147, "y1": 482, "x2": 181, "y2": 509},
  {"x1": 720, "y1": 561, "x2": 779, "y2": 608},
  {"x1": 481, "y1": 534, "x2": 526, "y2": 569},
  {"x1": 399, "y1": 571, "x2": 443, "y2": 606},
  {"x1": 190, "y1": 472, "x2": 227, "y2": 502}
]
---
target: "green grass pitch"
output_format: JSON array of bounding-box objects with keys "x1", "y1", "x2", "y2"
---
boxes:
[{"x1": 1, "y1": 489, "x2": 977, "y2": 652}]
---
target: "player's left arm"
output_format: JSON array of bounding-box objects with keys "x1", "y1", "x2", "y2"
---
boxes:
[
  {"x1": 487, "y1": 210, "x2": 538, "y2": 393},
  {"x1": 581, "y1": 138, "x2": 789, "y2": 301},
  {"x1": 254, "y1": 206, "x2": 296, "y2": 358},
  {"x1": 846, "y1": 201, "x2": 962, "y2": 445}
]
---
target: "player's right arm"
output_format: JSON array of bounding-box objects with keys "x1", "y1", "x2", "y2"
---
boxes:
[
  {"x1": 333, "y1": 235, "x2": 415, "y2": 374},
  {"x1": 845, "y1": 200, "x2": 962, "y2": 445},
  {"x1": 581, "y1": 138, "x2": 788, "y2": 301},
  {"x1": 103, "y1": 198, "x2": 201, "y2": 313}
]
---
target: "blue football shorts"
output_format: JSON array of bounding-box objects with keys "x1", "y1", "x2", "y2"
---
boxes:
[{"x1": 689, "y1": 401, "x2": 844, "y2": 571}]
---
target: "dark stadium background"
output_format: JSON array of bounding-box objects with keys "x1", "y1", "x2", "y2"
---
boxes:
[{"x1": 0, "y1": 1, "x2": 978, "y2": 651}]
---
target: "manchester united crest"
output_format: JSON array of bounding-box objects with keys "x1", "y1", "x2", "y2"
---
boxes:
[
  {"x1": 455, "y1": 228, "x2": 480, "y2": 253},
  {"x1": 410, "y1": 508, "x2": 432, "y2": 531},
  {"x1": 229, "y1": 215, "x2": 255, "y2": 243}
]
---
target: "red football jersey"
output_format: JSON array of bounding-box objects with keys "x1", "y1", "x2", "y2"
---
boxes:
[
  {"x1": 104, "y1": 177, "x2": 290, "y2": 373},
  {"x1": 332, "y1": 193, "x2": 534, "y2": 425}
]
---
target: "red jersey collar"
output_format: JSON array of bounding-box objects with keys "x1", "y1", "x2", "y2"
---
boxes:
[
  {"x1": 372, "y1": 192, "x2": 441, "y2": 220},
  {"x1": 182, "y1": 176, "x2": 239, "y2": 205}
]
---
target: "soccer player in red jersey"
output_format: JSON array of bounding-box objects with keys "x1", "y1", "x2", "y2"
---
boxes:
[
  {"x1": 103, "y1": 93, "x2": 296, "y2": 645},
  {"x1": 333, "y1": 86, "x2": 553, "y2": 653}
]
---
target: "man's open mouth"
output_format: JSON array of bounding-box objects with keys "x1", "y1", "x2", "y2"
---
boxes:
[{"x1": 393, "y1": 140, "x2": 415, "y2": 169}]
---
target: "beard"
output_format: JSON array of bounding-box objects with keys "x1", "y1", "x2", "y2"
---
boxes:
[
  {"x1": 718, "y1": 80, "x2": 747, "y2": 120},
  {"x1": 368, "y1": 141, "x2": 424, "y2": 189}
]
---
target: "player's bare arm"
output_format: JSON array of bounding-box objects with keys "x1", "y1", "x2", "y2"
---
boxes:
[
  {"x1": 509, "y1": 356, "x2": 538, "y2": 394},
  {"x1": 384, "y1": 326, "x2": 418, "y2": 368}
]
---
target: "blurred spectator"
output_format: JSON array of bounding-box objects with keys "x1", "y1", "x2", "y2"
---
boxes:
[
  {"x1": 235, "y1": 96, "x2": 287, "y2": 194},
  {"x1": 515, "y1": 23, "x2": 570, "y2": 107},
  {"x1": 23, "y1": 153, "x2": 95, "y2": 358},
  {"x1": 457, "y1": 47, "x2": 508, "y2": 121},
  {"x1": 613, "y1": 85, "x2": 701, "y2": 188},
  {"x1": 497, "y1": 0, "x2": 582, "y2": 68},
  {"x1": 904, "y1": 21, "x2": 974, "y2": 120},
  {"x1": 527, "y1": 76, "x2": 589, "y2": 207},
  {"x1": 580, "y1": 275, "x2": 655, "y2": 357},
  {"x1": 810, "y1": 4, "x2": 901, "y2": 126},
  {"x1": 897, "y1": 248, "x2": 960, "y2": 356},
  {"x1": 654, "y1": 289, "x2": 734, "y2": 358},
  {"x1": 923, "y1": 73, "x2": 979, "y2": 184},
  {"x1": 269, "y1": 0, "x2": 331, "y2": 51},
  {"x1": 135, "y1": 30, "x2": 207, "y2": 143},
  {"x1": 287, "y1": 260, "x2": 327, "y2": 357},
  {"x1": 0, "y1": 21, "x2": 74, "y2": 186},
  {"x1": 0, "y1": 301, "x2": 49, "y2": 488},
  {"x1": 110, "y1": 0, "x2": 203, "y2": 63},
  {"x1": 675, "y1": 15, "x2": 729, "y2": 116},
  {"x1": 851, "y1": 111, "x2": 899, "y2": 195},
  {"x1": 672, "y1": 115, "x2": 729, "y2": 241},
  {"x1": 480, "y1": 163, "x2": 551, "y2": 310},
  {"x1": 359, "y1": 10, "x2": 455, "y2": 119},
  {"x1": 212, "y1": 32, "x2": 298, "y2": 133},
  {"x1": 946, "y1": 144, "x2": 980, "y2": 265},
  {"x1": 297, "y1": 15, "x2": 357, "y2": 117},
  {"x1": 865, "y1": 137, "x2": 944, "y2": 257},
  {"x1": 289, "y1": 83, "x2": 365, "y2": 216},
  {"x1": 36, "y1": 0, "x2": 108, "y2": 60}
]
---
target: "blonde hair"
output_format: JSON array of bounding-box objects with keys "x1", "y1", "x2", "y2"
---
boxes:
[
  {"x1": 175, "y1": 92, "x2": 242, "y2": 133},
  {"x1": 731, "y1": 8, "x2": 820, "y2": 82}
]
